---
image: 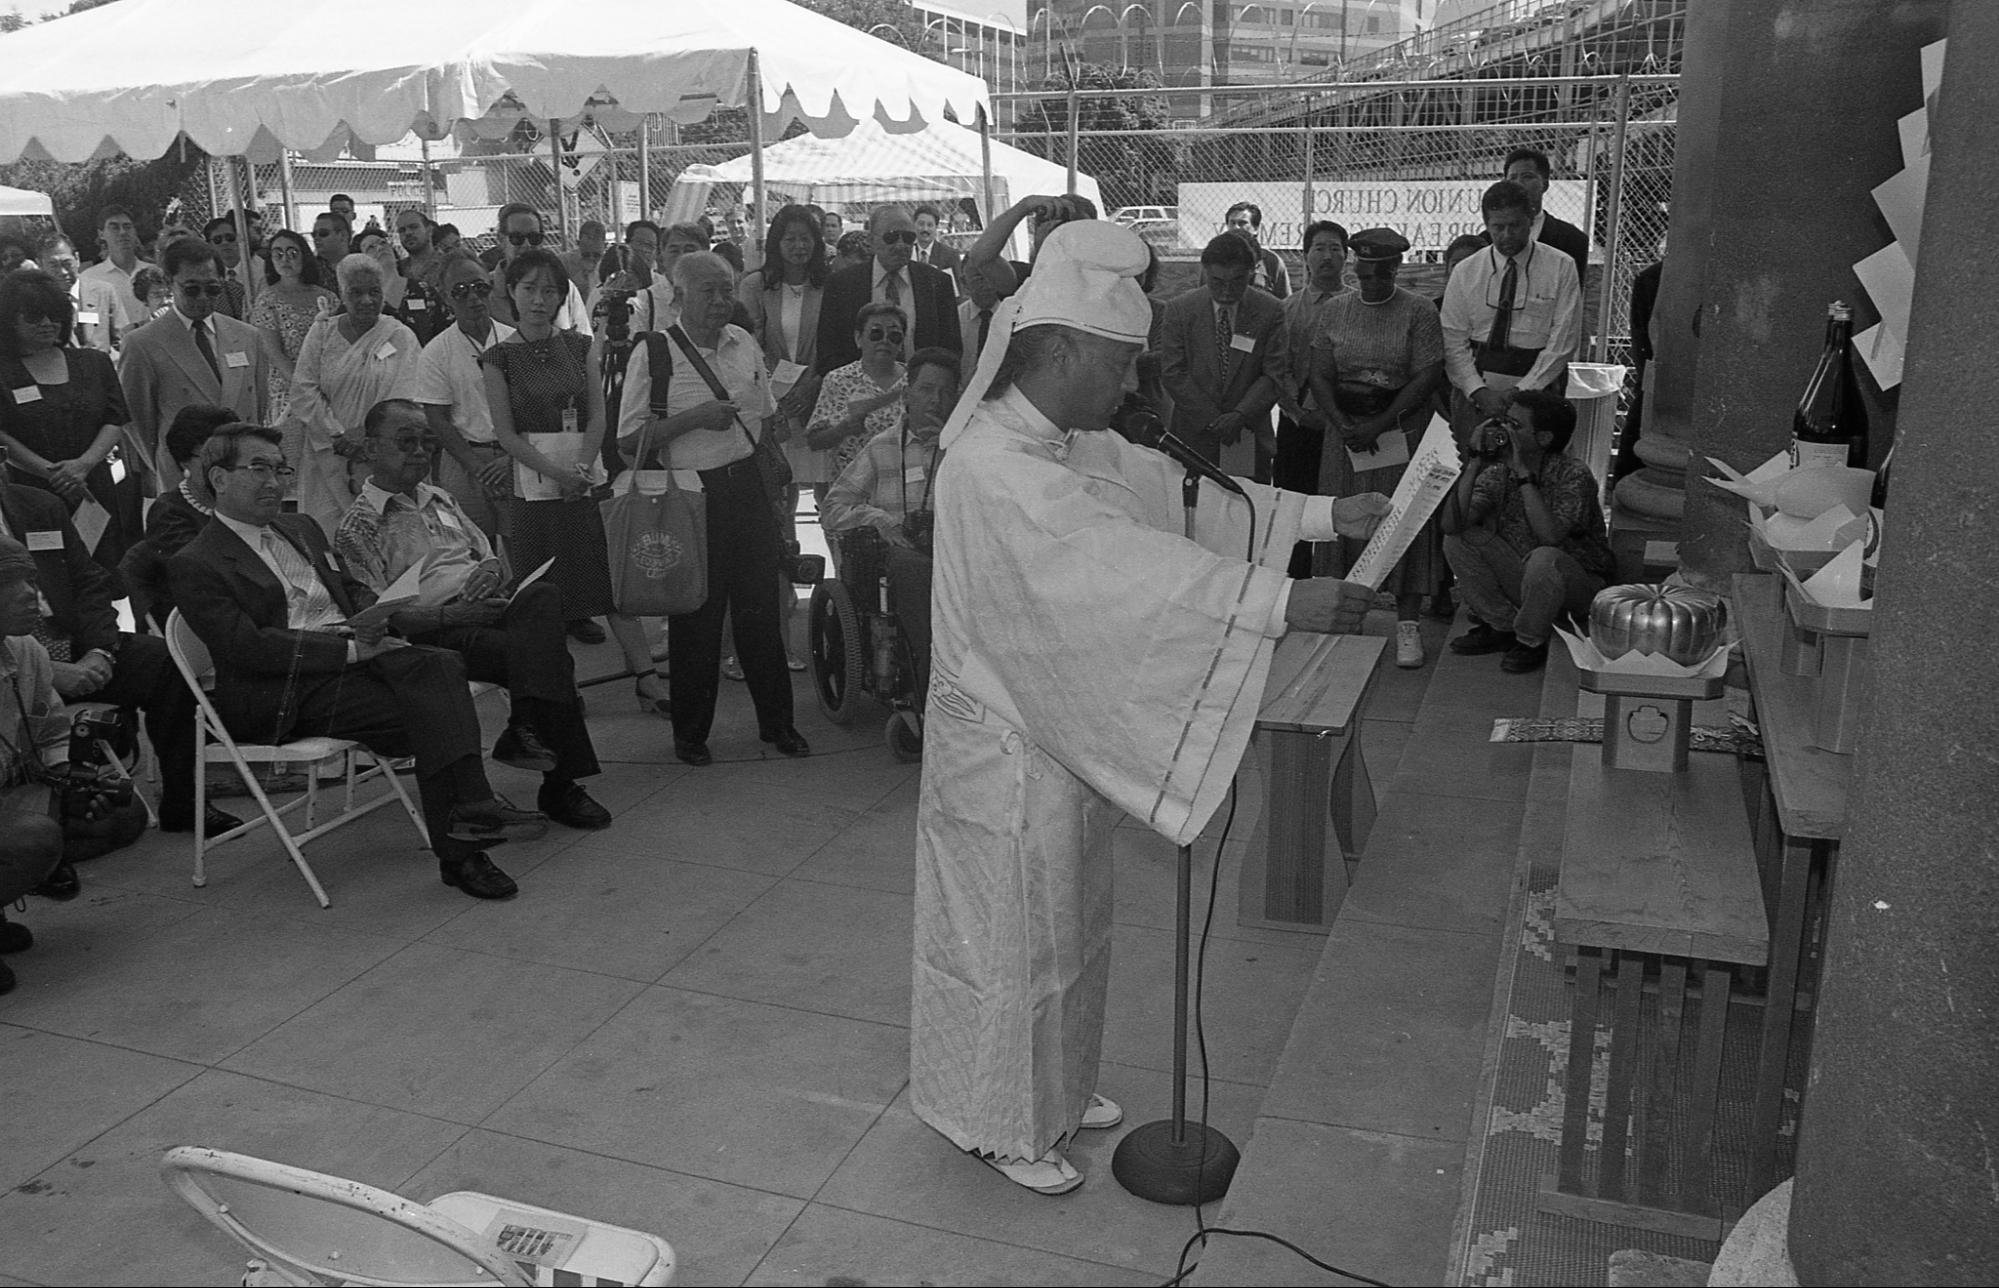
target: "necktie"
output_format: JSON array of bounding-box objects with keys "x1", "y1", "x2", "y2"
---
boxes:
[
  {"x1": 1488, "y1": 256, "x2": 1519, "y2": 351},
  {"x1": 883, "y1": 271, "x2": 902, "y2": 308},
  {"x1": 1216, "y1": 305, "x2": 1234, "y2": 375},
  {"x1": 192, "y1": 318, "x2": 222, "y2": 384},
  {"x1": 261, "y1": 530, "x2": 343, "y2": 630},
  {"x1": 976, "y1": 308, "x2": 992, "y2": 353}
]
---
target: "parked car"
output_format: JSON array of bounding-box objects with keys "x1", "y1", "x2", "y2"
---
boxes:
[
  {"x1": 1127, "y1": 218, "x2": 1182, "y2": 251},
  {"x1": 1113, "y1": 205, "x2": 1179, "y2": 226}
]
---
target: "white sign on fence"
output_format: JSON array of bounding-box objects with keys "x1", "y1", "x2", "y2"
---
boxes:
[{"x1": 1175, "y1": 180, "x2": 1591, "y2": 255}]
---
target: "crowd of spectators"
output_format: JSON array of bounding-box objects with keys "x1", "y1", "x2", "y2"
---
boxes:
[{"x1": 0, "y1": 142, "x2": 1615, "y2": 990}]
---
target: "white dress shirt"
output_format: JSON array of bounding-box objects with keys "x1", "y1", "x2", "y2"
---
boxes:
[
  {"x1": 615, "y1": 324, "x2": 777, "y2": 471},
  {"x1": 1438, "y1": 241, "x2": 1582, "y2": 396},
  {"x1": 413, "y1": 319, "x2": 515, "y2": 444}
]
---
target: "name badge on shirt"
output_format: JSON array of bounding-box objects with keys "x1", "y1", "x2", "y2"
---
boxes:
[
  {"x1": 26, "y1": 530, "x2": 63, "y2": 552},
  {"x1": 903, "y1": 467, "x2": 927, "y2": 484},
  {"x1": 561, "y1": 406, "x2": 580, "y2": 434},
  {"x1": 1228, "y1": 333, "x2": 1257, "y2": 353},
  {"x1": 225, "y1": 350, "x2": 250, "y2": 368},
  {"x1": 9, "y1": 386, "x2": 40, "y2": 404},
  {"x1": 374, "y1": 342, "x2": 397, "y2": 361},
  {"x1": 77, "y1": 311, "x2": 101, "y2": 326},
  {"x1": 408, "y1": 298, "x2": 427, "y2": 311}
]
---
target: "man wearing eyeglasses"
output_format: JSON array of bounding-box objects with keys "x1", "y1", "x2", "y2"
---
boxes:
[
  {"x1": 814, "y1": 206, "x2": 961, "y2": 373},
  {"x1": 414, "y1": 256, "x2": 516, "y2": 539},
  {"x1": 487, "y1": 203, "x2": 588, "y2": 333},
  {"x1": 117, "y1": 239, "x2": 274, "y2": 487},
  {"x1": 39, "y1": 238, "x2": 121, "y2": 354}
]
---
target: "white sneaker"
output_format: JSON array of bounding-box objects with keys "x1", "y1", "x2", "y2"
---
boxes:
[
  {"x1": 979, "y1": 1148, "x2": 1083, "y2": 1195},
  {"x1": 1080, "y1": 1093, "x2": 1123, "y2": 1130},
  {"x1": 1396, "y1": 621, "x2": 1426, "y2": 669}
]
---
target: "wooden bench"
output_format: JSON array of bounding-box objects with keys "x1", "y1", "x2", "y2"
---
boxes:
[
  {"x1": 1732, "y1": 572, "x2": 1853, "y2": 1194},
  {"x1": 1237, "y1": 632, "x2": 1386, "y2": 933},
  {"x1": 1541, "y1": 679, "x2": 1768, "y2": 1240}
]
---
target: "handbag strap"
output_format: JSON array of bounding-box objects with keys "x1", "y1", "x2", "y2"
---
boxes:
[{"x1": 665, "y1": 324, "x2": 759, "y2": 457}]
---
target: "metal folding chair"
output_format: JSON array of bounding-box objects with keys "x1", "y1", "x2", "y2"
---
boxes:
[
  {"x1": 163, "y1": 610, "x2": 430, "y2": 909},
  {"x1": 160, "y1": 1146, "x2": 677, "y2": 1286}
]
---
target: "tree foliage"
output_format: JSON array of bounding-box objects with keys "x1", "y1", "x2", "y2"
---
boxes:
[
  {"x1": 0, "y1": 148, "x2": 207, "y2": 253},
  {"x1": 1026, "y1": 63, "x2": 1176, "y2": 209}
]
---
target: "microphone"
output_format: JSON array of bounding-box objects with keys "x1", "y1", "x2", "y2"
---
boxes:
[{"x1": 1153, "y1": 429, "x2": 1247, "y2": 499}]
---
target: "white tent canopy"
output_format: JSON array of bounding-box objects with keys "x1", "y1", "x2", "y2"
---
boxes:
[
  {"x1": 0, "y1": 185, "x2": 57, "y2": 218},
  {"x1": 0, "y1": 0, "x2": 989, "y2": 164},
  {"x1": 670, "y1": 118, "x2": 1101, "y2": 245}
]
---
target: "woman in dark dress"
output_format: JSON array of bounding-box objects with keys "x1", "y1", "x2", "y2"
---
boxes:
[
  {"x1": 481, "y1": 250, "x2": 666, "y2": 714},
  {"x1": 0, "y1": 269, "x2": 143, "y2": 568}
]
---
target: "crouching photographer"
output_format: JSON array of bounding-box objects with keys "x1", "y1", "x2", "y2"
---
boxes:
[
  {"x1": 0, "y1": 533, "x2": 146, "y2": 994},
  {"x1": 820, "y1": 346, "x2": 960, "y2": 703}
]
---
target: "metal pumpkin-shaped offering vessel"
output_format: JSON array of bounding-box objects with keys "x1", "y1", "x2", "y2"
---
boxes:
[{"x1": 1588, "y1": 584, "x2": 1728, "y2": 664}]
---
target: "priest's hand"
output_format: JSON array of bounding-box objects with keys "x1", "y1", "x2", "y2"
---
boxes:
[
  {"x1": 1331, "y1": 492, "x2": 1394, "y2": 539},
  {"x1": 1284, "y1": 579, "x2": 1374, "y2": 635}
]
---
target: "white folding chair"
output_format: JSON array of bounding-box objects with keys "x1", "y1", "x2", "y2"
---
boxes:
[
  {"x1": 160, "y1": 1146, "x2": 677, "y2": 1287},
  {"x1": 164, "y1": 610, "x2": 430, "y2": 909}
]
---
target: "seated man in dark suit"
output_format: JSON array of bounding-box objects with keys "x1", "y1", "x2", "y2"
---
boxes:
[
  {"x1": 0, "y1": 442, "x2": 226, "y2": 836},
  {"x1": 167, "y1": 424, "x2": 547, "y2": 900},
  {"x1": 814, "y1": 206, "x2": 961, "y2": 372},
  {"x1": 1157, "y1": 232, "x2": 1289, "y2": 473},
  {"x1": 334, "y1": 399, "x2": 611, "y2": 833},
  {"x1": 118, "y1": 403, "x2": 237, "y2": 631}
]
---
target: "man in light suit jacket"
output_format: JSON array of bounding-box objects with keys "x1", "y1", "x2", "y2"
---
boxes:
[
  {"x1": 118, "y1": 239, "x2": 272, "y2": 487},
  {"x1": 815, "y1": 206, "x2": 961, "y2": 372},
  {"x1": 1157, "y1": 233, "x2": 1289, "y2": 474}
]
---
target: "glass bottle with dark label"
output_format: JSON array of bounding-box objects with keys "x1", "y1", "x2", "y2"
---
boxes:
[{"x1": 1790, "y1": 301, "x2": 1869, "y2": 470}]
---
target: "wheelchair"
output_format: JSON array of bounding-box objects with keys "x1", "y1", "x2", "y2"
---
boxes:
[{"x1": 807, "y1": 527, "x2": 925, "y2": 762}]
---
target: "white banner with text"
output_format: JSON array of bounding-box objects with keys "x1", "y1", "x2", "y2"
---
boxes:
[{"x1": 1175, "y1": 180, "x2": 1591, "y2": 255}]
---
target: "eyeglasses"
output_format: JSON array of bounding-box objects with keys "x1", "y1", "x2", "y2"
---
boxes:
[
  {"x1": 16, "y1": 311, "x2": 58, "y2": 326},
  {"x1": 864, "y1": 327, "x2": 906, "y2": 344},
  {"x1": 177, "y1": 281, "x2": 228, "y2": 297},
  {"x1": 210, "y1": 233, "x2": 238, "y2": 244},
  {"x1": 448, "y1": 279, "x2": 493, "y2": 299},
  {"x1": 229, "y1": 462, "x2": 296, "y2": 481},
  {"x1": 878, "y1": 230, "x2": 918, "y2": 246},
  {"x1": 506, "y1": 231, "x2": 546, "y2": 246},
  {"x1": 311, "y1": 228, "x2": 341, "y2": 239}
]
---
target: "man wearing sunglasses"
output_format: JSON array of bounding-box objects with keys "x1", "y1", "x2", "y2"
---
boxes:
[
  {"x1": 814, "y1": 205, "x2": 961, "y2": 373},
  {"x1": 201, "y1": 215, "x2": 251, "y2": 319},
  {"x1": 487, "y1": 203, "x2": 588, "y2": 334},
  {"x1": 117, "y1": 239, "x2": 274, "y2": 486},
  {"x1": 413, "y1": 256, "x2": 516, "y2": 539},
  {"x1": 310, "y1": 211, "x2": 353, "y2": 287}
]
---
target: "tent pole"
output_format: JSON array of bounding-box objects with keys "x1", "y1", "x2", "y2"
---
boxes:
[
  {"x1": 223, "y1": 156, "x2": 256, "y2": 306},
  {"x1": 278, "y1": 147, "x2": 296, "y2": 230},
  {"x1": 1065, "y1": 80, "x2": 1079, "y2": 196},
  {"x1": 420, "y1": 134, "x2": 435, "y2": 220},
  {"x1": 638, "y1": 116, "x2": 652, "y2": 227},
  {"x1": 550, "y1": 119, "x2": 569, "y2": 247},
  {"x1": 746, "y1": 49, "x2": 769, "y2": 254},
  {"x1": 978, "y1": 105, "x2": 997, "y2": 233}
]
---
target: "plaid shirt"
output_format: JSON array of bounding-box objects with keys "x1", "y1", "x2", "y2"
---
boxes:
[
  {"x1": 1468, "y1": 451, "x2": 1614, "y2": 577},
  {"x1": 822, "y1": 426, "x2": 941, "y2": 535},
  {"x1": 333, "y1": 480, "x2": 493, "y2": 594}
]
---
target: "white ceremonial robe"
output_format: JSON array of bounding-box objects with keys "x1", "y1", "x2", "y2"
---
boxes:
[{"x1": 910, "y1": 387, "x2": 1352, "y2": 1162}]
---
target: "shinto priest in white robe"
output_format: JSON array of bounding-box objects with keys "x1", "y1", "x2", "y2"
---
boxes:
[{"x1": 911, "y1": 343, "x2": 1372, "y2": 1164}]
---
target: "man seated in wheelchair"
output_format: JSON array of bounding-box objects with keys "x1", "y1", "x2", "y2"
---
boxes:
[{"x1": 821, "y1": 347, "x2": 960, "y2": 702}]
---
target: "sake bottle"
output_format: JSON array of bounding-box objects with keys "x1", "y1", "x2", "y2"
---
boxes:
[{"x1": 1790, "y1": 301, "x2": 1869, "y2": 470}]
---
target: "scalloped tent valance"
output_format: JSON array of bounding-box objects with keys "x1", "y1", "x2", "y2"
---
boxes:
[{"x1": 0, "y1": 0, "x2": 988, "y2": 164}]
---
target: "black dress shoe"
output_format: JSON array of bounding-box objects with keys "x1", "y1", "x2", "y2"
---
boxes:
[
  {"x1": 160, "y1": 805, "x2": 247, "y2": 836},
  {"x1": 492, "y1": 724, "x2": 559, "y2": 773},
  {"x1": 760, "y1": 727, "x2": 811, "y2": 758},
  {"x1": 0, "y1": 958, "x2": 15, "y2": 996},
  {"x1": 446, "y1": 796, "x2": 549, "y2": 843},
  {"x1": 565, "y1": 618, "x2": 607, "y2": 644},
  {"x1": 673, "y1": 738, "x2": 712, "y2": 767},
  {"x1": 1448, "y1": 622, "x2": 1517, "y2": 656},
  {"x1": 438, "y1": 847, "x2": 519, "y2": 900},
  {"x1": 0, "y1": 917, "x2": 32, "y2": 954},
  {"x1": 33, "y1": 861, "x2": 80, "y2": 901},
  {"x1": 539, "y1": 782, "x2": 612, "y2": 831}
]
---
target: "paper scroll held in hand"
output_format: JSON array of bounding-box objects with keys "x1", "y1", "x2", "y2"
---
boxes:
[{"x1": 1344, "y1": 414, "x2": 1462, "y2": 592}]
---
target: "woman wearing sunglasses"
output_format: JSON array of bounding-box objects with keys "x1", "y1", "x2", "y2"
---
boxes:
[
  {"x1": 244, "y1": 229, "x2": 336, "y2": 430},
  {"x1": 805, "y1": 302, "x2": 909, "y2": 481}
]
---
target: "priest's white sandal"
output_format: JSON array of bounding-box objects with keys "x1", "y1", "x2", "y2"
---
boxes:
[
  {"x1": 980, "y1": 1149, "x2": 1083, "y2": 1195},
  {"x1": 1080, "y1": 1093, "x2": 1123, "y2": 1130}
]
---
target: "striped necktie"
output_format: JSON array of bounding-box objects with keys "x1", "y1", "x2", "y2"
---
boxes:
[{"x1": 192, "y1": 317, "x2": 222, "y2": 384}]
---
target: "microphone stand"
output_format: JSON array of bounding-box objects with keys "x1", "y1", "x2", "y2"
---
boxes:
[{"x1": 1111, "y1": 465, "x2": 1242, "y2": 1207}]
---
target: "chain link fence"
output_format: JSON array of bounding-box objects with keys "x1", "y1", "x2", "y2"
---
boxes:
[{"x1": 996, "y1": 73, "x2": 1674, "y2": 377}]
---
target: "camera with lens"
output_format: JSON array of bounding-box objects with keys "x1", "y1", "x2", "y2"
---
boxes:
[
  {"x1": 1477, "y1": 417, "x2": 1512, "y2": 454},
  {"x1": 67, "y1": 707, "x2": 131, "y2": 771},
  {"x1": 783, "y1": 537, "x2": 825, "y2": 586},
  {"x1": 597, "y1": 287, "x2": 637, "y2": 343},
  {"x1": 901, "y1": 510, "x2": 935, "y2": 556}
]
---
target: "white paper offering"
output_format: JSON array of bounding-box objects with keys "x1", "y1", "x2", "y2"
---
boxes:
[
  {"x1": 70, "y1": 497, "x2": 113, "y2": 553},
  {"x1": 1345, "y1": 414, "x2": 1461, "y2": 591},
  {"x1": 1855, "y1": 322, "x2": 1906, "y2": 390},
  {"x1": 1346, "y1": 428, "x2": 1411, "y2": 473}
]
